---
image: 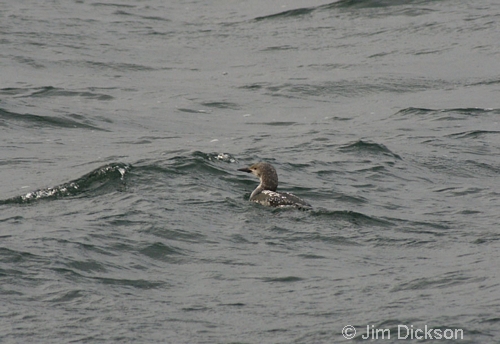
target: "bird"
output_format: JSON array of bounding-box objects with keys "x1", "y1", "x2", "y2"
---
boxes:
[{"x1": 237, "y1": 162, "x2": 311, "y2": 209}]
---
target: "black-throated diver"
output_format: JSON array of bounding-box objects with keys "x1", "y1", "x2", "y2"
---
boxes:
[{"x1": 238, "y1": 162, "x2": 312, "y2": 209}]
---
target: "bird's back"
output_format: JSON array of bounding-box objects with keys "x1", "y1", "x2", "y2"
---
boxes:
[{"x1": 251, "y1": 190, "x2": 312, "y2": 209}]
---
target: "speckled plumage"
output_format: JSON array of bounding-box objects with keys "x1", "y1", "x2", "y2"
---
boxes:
[{"x1": 238, "y1": 162, "x2": 311, "y2": 209}]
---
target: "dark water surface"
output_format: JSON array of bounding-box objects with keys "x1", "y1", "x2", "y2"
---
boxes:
[{"x1": 1, "y1": 0, "x2": 500, "y2": 343}]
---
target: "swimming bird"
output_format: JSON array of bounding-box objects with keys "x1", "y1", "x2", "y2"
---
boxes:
[{"x1": 238, "y1": 162, "x2": 312, "y2": 209}]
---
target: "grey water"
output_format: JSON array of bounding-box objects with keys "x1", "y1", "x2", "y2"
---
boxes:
[{"x1": 1, "y1": 0, "x2": 499, "y2": 343}]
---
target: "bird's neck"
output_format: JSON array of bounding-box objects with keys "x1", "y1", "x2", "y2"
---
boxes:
[{"x1": 250, "y1": 184, "x2": 264, "y2": 200}]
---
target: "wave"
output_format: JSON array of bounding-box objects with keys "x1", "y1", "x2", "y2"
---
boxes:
[
  {"x1": 0, "y1": 107, "x2": 108, "y2": 131},
  {"x1": 340, "y1": 140, "x2": 402, "y2": 159},
  {"x1": 0, "y1": 86, "x2": 114, "y2": 100},
  {"x1": 160, "y1": 151, "x2": 238, "y2": 174},
  {"x1": 311, "y1": 209, "x2": 394, "y2": 227},
  {"x1": 254, "y1": 0, "x2": 435, "y2": 21},
  {"x1": 447, "y1": 130, "x2": 500, "y2": 139},
  {"x1": 394, "y1": 107, "x2": 500, "y2": 118},
  {"x1": 325, "y1": 0, "x2": 434, "y2": 9},
  {"x1": 1, "y1": 151, "x2": 240, "y2": 206},
  {"x1": 1, "y1": 163, "x2": 130, "y2": 205},
  {"x1": 254, "y1": 7, "x2": 316, "y2": 21},
  {"x1": 238, "y1": 78, "x2": 443, "y2": 100}
]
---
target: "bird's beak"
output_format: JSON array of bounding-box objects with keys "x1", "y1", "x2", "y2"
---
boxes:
[{"x1": 237, "y1": 167, "x2": 251, "y2": 173}]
